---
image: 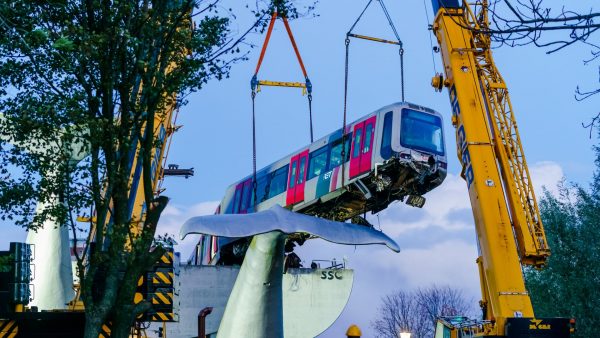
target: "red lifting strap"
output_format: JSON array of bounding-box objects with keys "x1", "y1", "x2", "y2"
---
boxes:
[
  {"x1": 281, "y1": 16, "x2": 308, "y2": 78},
  {"x1": 253, "y1": 11, "x2": 309, "y2": 79},
  {"x1": 254, "y1": 11, "x2": 278, "y2": 75}
]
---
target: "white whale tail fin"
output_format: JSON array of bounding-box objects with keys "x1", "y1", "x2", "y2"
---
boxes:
[{"x1": 180, "y1": 204, "x2": 400, "y2": 253}]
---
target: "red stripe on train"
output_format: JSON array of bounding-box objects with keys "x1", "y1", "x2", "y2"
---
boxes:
[{"x1": 330, "y1": 166, "x2": 340, "y2": 191}]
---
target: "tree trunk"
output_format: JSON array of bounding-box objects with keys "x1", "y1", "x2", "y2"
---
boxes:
[
  {"x1": 84, "y1": 309, "x2": 108, "y2": 338},
  {"x1": 111, "y1": 310, "x2": 135, "y2": 338}
]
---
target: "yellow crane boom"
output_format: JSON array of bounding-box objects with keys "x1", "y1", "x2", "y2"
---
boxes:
[{"x1": 429, "y1": 1, "x2": 571, "y2": 336}]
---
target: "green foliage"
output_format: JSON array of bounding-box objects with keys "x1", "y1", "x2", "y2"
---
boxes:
[
  {"x1": 0, "y1": 0, "x2": 244, "y2": 336},
  {"x1": 0, "y1": 255, "x2": 10, "y2": 273},
  {"x1": 0, "y1": 1, "x2": 316, "y2": 336},
  {"x1": 0, "y1": 0, "x2": 235, "y2": 231},
  {"x1": 525, "y1": 139, "x2": 600, "y2": 338}
]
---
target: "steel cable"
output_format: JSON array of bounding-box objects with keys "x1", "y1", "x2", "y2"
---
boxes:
[
  {"x1": 341, "y1": 37, "x2": 351, "y2": 188},
  {"x1": 308, "y1": 94, "x2": 314, "y2": 142},
  {"x1": 400, "y1": 46, "x2": 405, "y2": 101},
  {"x1": 251, "y1": 90, "x2": 258, "y2": 208},
  {"x1": 423, "y1": 0, "x2": 438, "y2": 74}
]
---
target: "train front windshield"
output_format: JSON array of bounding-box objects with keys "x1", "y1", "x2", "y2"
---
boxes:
[{"x1": 400, "y1": 109, "x2": 444, "y2": 155}]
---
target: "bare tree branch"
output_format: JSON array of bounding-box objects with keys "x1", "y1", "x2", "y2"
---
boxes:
[
  {"x1": 372, "y1": 285, "x2": 474, "y2": 338},
  {"x1": 447, "y1": 1, "x2": 600, "y2": 132}
]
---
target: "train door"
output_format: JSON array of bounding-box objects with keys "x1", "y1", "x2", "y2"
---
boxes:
[
  {"x1": 286, "y1": 149, "x2": 309, "y2": 205},
  {"x1": 349, "y1": 116, "x2": 377, "y2": 178},
  {"x1": 233, "y1": 178, "x2": 253, "y2": 214}
]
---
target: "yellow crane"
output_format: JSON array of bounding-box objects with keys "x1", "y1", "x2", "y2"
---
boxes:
[{"x1": 428, "y1": 1, "x2": 573, "y2": 336}]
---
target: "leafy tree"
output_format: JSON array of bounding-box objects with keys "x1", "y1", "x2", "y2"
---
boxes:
[
  {"x1": 0, "y1": 1, "x2": 230, "y2": 337},
  {"x1": 0, "y1": 0, "x2": 314, "y2": 337},
  {"x1": 372, "y1": 285, "x2": 473, "y2": 338},
  {"x1": 525, "y1": 139, "x2": 600, "y2": 338},
  {"x1": 0, "y1": 255, "x2": 9, "y2": 273}
]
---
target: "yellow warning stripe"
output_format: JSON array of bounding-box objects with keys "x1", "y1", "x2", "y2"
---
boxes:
[
  {"x1": 134, "y1": 292, "x2": 144, "y2": 304},
  {"x1": 151, "y1": 312, "x2": 174, "y2": 321},
  {"x1": 0, "y1": 320, "x2": 18, "y2": 337},
  {"x1": 98, "y1": 323, "x2": 111, "y2": 338},
  {"x1": 151, "y1": 271, "x2": 173, "y2": 285},
  {"x1": 152, "y1": 292, "x2": 173, "y2": 305},
  {"x1": 159, "y1": 252, "x2": 173, "y2": 265}
]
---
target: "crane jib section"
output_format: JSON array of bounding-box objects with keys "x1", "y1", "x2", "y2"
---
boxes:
[{"x1": 431, "y1": 4, "x2": 553, "y2": 334}]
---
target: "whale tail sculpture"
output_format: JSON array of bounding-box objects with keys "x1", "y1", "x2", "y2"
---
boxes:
[
  {"x1": 1, "y1": 114, "x2": 89, "y2": 310},
  {"x1": 180, "y1": 204, "x2": 399, "y2": 338}
]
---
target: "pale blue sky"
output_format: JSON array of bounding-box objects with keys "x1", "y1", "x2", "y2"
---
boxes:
[
  {"x1": 165, "y1": 1, "x2": 599, "y2": 337},
  {"x1": 2, "y1": 1, "x2": 599, "y2": 337},
  {"x1": 163, "y1": 1, "x2": 599, "y2": 336},
  {"x1": 165, "y1": 0, "x2": 598, "y2": 201}
]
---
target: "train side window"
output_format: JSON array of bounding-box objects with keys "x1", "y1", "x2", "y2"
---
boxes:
[
  {"x1": 253, "y1": 175, "x2": 269, "y2": 205},
  {"x1": 329, "y1": 141, "x2": 342, "y2": 169},
  {"x1": 240, "y1": 183, "x2": 252, "y2": 212},
  {"x1": 297, "y1": 157, "x2": 306, "y2": 184},
  {"x1": 363, "y1": 123, "x2": 373, "y2": 153},
  {"x1": 345, "y1": 136, "x2": 351, "y2": 162},
  {"x1": 308, "y1": 146, "x2": 329, "y2": 179},
  {"x1": 352, "y1": 128, "x2": 362, "y2": 158},
  {"x1": 232, "y1": 188, "x2": 241, "y2": 213},
  {"x1": 225, "y1": 197, "x2": 234, "y2": 214},
  {"x1": 289, "y1": 161, "x2": 297, "y2": 189},
  {"x1": 381, "y1": 111, "x2": 393, "y2": 159},
  {"x1": 269, "y1": 166, "x2": 289, "y2": 198},
  {"x1": 329, "y1": 133, "x2": 352, "y2": 170}
]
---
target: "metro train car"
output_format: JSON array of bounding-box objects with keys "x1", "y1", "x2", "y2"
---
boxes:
[{"x1": 191, "y1": 101, "x2": 447, "y2": 265}]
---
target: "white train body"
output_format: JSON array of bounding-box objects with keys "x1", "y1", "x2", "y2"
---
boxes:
[{"x1": 192, "y1": 102, "x2": 447, "y2": 265}]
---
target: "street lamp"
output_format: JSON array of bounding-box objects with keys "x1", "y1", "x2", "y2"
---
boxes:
[{"x1": 399, "y1": 331, "x2": 411, "y2": 338}]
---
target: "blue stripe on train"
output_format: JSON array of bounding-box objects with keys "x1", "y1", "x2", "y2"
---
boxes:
[{"x1": 316, "y1": 169, "x2": 334, "y2": 199}]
